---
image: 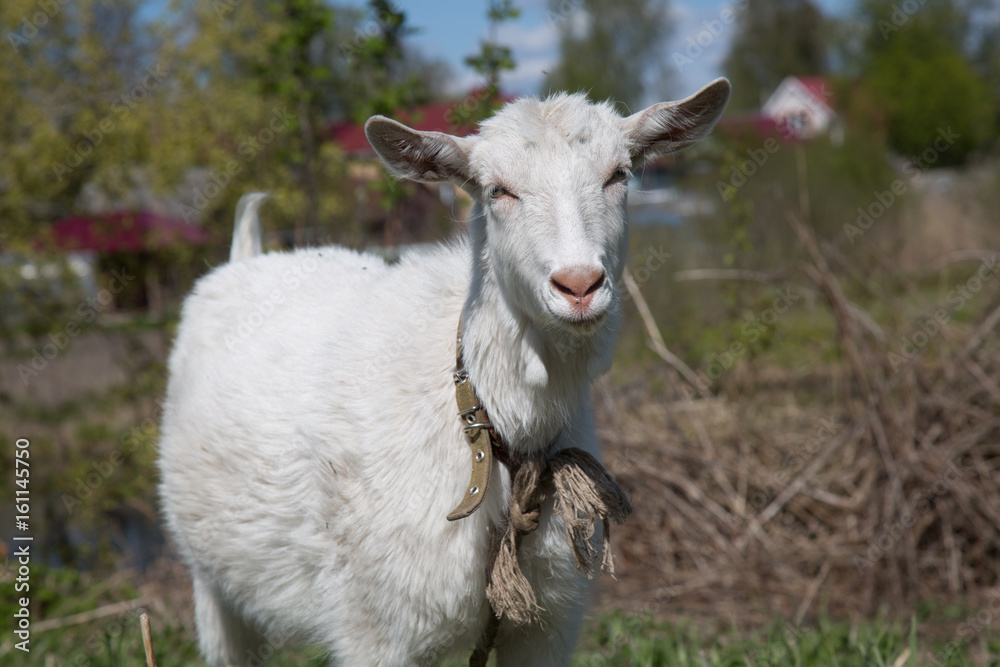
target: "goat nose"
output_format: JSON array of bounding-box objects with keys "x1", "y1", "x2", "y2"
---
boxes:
[{"x1": 550, "y1": 266, "x2": 606, "y2": 308}]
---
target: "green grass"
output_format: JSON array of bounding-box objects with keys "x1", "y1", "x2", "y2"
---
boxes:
[
  {"x1": 571, "y1": 612, "x2": 991, "y2": 667},
  {"x1": 4, "y1": 590, "x2": 994, "y2": 666}
]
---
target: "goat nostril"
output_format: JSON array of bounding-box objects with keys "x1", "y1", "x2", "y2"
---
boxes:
[
  {"x1": 550, "y1": 266, "x2": 606, "y2": 304},
  {"x1": 550, "y1": 277, "x2": 575, "y2": 296},
  {"x1": 585, "y1": 272, "x2": 606, "y2": 296}
]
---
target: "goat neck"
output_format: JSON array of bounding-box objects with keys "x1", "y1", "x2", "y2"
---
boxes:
[{"x1": 460, "y1": 222, "x2": 617, "y2": 456}]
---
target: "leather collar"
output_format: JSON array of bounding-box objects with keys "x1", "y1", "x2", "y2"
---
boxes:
[{"x1": 446, "y1": 317, "x2": 521, "y2": 521}]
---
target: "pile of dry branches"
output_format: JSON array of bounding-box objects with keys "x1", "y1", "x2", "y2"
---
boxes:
[{"x1": 599, "y1": 215, "x2": 1000, "y2": 631}]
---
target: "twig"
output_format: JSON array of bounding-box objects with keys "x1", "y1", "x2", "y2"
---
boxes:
[
  {"x1": 740, "y1": 419, "x2": 864, "y2": 548},
  {"x1": 927, "y1": 248, "x2": 1000, "y2": 270},
  {"x1": 141, "y1": 613, "x2": 158, "y2": 667},
  {"x1": 794, "y1": 559, "x2": 832, "y2": 626},
  {"x1": 961, "y1": 357, "x2": 1000, "y2": 407},
  {"x1": 34, "y1": 597, "x2": 150, "y2": 632},
  {"x1": 963, "y1": 300, "x2": 1000, "y2": 357},
  {"x1": 788, "y1": 212, "x2": 905, "y2": 512},
  {"x1": 623, "y1": 271, "x2": 712, "y2": 398}
]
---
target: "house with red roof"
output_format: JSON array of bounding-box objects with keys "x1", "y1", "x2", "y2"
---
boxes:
[{"x1": 760, "y1": 76, "x2": 837, "y2": 140}]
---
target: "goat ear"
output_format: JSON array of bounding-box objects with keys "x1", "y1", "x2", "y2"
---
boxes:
[
  {"x1": 624, "y1": 78, "x2": 731, "y2": 166},
  {"x1": 364, "y1": 116, "x2": 475, "y2": 184}
]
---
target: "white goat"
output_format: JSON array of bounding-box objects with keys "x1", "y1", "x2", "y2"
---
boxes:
[{"x1": 158, "y1": 79, "x2": 730, "y2": 666}]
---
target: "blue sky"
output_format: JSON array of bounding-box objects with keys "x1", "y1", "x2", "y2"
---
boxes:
[
  {"x1": 140, "y1": 0, "x2": 852, "y2": 102},
  {"x1": 360, "y1": 0, "x2": 852, "y2": 102}
]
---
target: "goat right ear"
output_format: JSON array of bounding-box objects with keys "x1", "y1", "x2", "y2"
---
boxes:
[
  {"x1": 623, "y1": 77, "x2": 731, "y2": 166},
  {"x1": 365, "y1": 117, "x2": 476, "y2": 185}
]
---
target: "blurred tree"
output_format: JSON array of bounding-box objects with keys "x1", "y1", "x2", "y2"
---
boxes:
[
  {"x1": 344, "y1": 0, "x2": 446, "y2": 122},
  {"x1": 251, "y1": 0, "x2": 335, "y2": 244},
  {"x1": 448, "y1": 0, "x2": 520, "y2": 126},
  {"x1": 971, "y1": 26, "x2": 1000, "y2": 142},
  {"x1": 467, "y1": 0, "x2": 520, "y2": 93},
  {"x1": 850, "y1": 0, "x2": 995, "y2": 165},
  {"x1": 158, "y1": 0, "x2": 451, "y2": 243},
  {"x1": 722, "y1": 0, "x2": 827, "y2": 111},
  {"x1": 0, "y1": 0, "x2": 451, "y2": 253},
  {"x1": 543, "y1": 0, "x2": 672, "y2": 111},
  {"x1": 0, "y1": 0, "x2": 158, "y2": 244}
]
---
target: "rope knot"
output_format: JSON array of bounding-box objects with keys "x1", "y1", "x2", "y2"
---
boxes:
[
  {"x1": 485, "y1": 447, "x2": 633, "y2": 627},
  {"x1": 509, "y1": 500, "x2": 540, "y2": 534}
]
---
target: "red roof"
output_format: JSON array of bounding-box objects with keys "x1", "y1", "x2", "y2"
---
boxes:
[
  {"x1": 50, "y1": 211, "x2": 212, "y2": 253},
  {"x1": 796, "y1": 76, "x2": 833, "y2": 109},
  {"x1": 330, "y1": 92, "x2": 513, "y2": 155}
]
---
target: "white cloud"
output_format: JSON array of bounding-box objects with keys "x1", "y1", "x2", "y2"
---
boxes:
[
  {"x1": 496, "y1": 17, "x2": 559, "y2": 57},
  {"x1": 505, "y1": 54, "x2": 560, "y2": 95},
  {"x1": 494, "y1": 15, "x2": 563, "y2": 95}
]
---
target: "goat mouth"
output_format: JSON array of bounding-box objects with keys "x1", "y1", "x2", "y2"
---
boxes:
[{"x1": 557, "y1": 310, "x2": 606, "y2": 331}]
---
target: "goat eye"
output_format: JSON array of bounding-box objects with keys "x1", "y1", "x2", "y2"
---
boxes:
[
  {"x1": 489, "y1": 185, "x2": 514, "y2": 200},
  {"x1": 605, "y1": 167, "x2": 631, "y2": 188}
]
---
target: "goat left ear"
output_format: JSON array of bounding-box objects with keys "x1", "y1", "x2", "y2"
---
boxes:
[
  {"x1": 623, "y1": 78, "x2": 731, "y2": 166},
  {"x1": 365, "y1": 116, "x2": 476, "y2": 185}
]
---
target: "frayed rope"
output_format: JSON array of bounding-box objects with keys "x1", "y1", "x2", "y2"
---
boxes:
[{"x1": 485, "y1": 448, "x2": 633, "y2": 626}]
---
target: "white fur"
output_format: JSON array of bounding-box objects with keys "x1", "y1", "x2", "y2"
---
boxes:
[{"x1": 158, "y1": 80, "x2": 730, "y2": 666}]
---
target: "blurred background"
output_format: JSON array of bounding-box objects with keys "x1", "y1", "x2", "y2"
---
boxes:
[{"x1": 2, "y1": 0, "x2": 999, "y2": 664}]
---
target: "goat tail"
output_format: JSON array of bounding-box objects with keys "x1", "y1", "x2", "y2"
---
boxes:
[{"x1": 229, "y1": 192, "x2": 269, "y2": 262}]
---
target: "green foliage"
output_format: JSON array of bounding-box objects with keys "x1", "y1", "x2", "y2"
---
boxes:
[
  {"x1": 0, "y1": 0, "x2": 155, "y2": 238},
  {"x1": 0, "y1": 0, "x2": 453, "y2": 257},
  {"x1": 723, "y1": 0, "x2": 828, "y2": 111},
  {"x1": 543, "y1": 0, "x2": 673, "y2": 109},
  {"x1": 344, "y1": 0, "x2": 435, "y2": 122},
  {"x1": 454, "y1": 0, "x2": 521, "y2": 126},
  {"x1": 860, "y1": 28, "x2": 994, "y2": 165},
  {"x1": 835, "y1": 0, "x2": 997, "y2": 165}
]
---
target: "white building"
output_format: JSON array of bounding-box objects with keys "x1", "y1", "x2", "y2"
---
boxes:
[{"x1": 761, "y1": 76, "x2": 838, "y2": 140}]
